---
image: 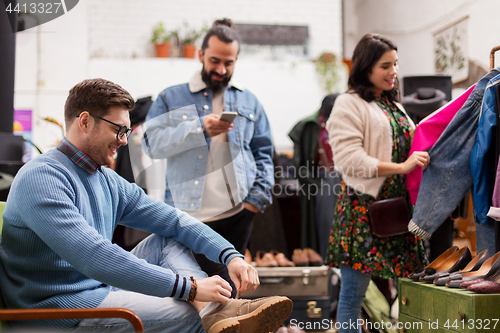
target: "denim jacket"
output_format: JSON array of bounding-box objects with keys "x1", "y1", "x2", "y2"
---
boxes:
[
  {"x1": 470, "y1": 72, "x2": 500, "y2": 225},
  {"x1": 409, "y1": 68, "x2": 500, "y2": 240},
  {"x1": 143, "y1": 80, "x2": 274, "y2": 213}
]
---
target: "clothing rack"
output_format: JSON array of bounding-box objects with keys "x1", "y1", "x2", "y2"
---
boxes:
[
  {"x1": 490, "y1": 45, "x2": 500, "y2": 253},
  {"x1": 490, "y1": 45, "x2": 500, "y2": 70}
]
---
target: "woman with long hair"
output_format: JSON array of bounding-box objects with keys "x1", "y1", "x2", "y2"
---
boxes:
[{"x1": 325, "y1": 33, "x2": 430, "y2": 332}]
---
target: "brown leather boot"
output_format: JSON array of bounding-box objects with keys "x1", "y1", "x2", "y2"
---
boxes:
[
  {"x1": 255, "y1": 250, "x2": 278, "y2": 267},
  {"x1": 291, "y1": 249, "x2": 309, "y2": 266},
  {"x1": 271, "y1": 250, "x2": 295, "y2": 267},
  {"x1": 201, "y1": 296, "x2": 293, "y2": 333},
  {"x1": 244, "y1": 249, "x2": 252, "y2": 265},
  {"x1": 305, "y1": 248, "x2": 323, "y2": 266}
]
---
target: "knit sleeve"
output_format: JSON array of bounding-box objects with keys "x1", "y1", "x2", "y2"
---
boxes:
[
  {"x1": 13, "y1": 164, "x2": 197, "y2": 300},
  {"x1": 326, "y1": 94, "x2": 380, "y2": 178},
  {"x1": 109, "y1": 169, "x2": 243, "y2": 266}
]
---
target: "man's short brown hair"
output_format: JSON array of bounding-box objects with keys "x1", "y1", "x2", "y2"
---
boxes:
[{"x1": 64, "y1": 78, "x2": 135, "y2": 127}]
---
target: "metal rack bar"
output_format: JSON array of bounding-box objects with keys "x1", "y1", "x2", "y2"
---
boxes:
[{"x1": 490, "y1": 46, "x2": 500, "y2": 70}]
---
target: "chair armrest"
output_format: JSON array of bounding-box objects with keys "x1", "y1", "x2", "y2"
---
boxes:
[{"x1": 0, "y1": 308, "x2": 144, "y2": 333}]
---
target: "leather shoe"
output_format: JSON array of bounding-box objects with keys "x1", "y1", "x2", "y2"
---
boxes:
[
  {"x1": 434, "y1": 249, "x2": 490, "y2": 286},
  {"x1": 255, "y1": 251, "x2": 278, "y2": 267},
  {"x1": 305, "y1": 248, "x2": 323, "y2": 266},
  {"x1": 292, "y1": 249, "x2": 309, "y2": 266},
  {"x1": 409, "y1": 246, "x2": 458, "y2": 280},
  {"x1": 446, "y1": 250, "x2": 500, "y2": 288},
  {"x1": 201, "y1": 296, "x2": 293, "y2": 333},
  {"x1": 419, "y1": 247, "x2": 471, "y2": 283},
  {"x1": 467, "y1": 259, "x2": 500, "y2": 294},
  {"x1": 456, "y1": 250, "x2": 500, "y2": 288},
  {"x1": 459, "y1": 278, "x2": 485, "y2": 289},
  {"x1": 467, "y1": 280, "x2": 500, "y2": 294},
  {"x1": 271, "y1": 250, "x2": 295, "y2": 267},
  {"x1": 244, "y1": 249, "x2": 253, "y2": 265}
]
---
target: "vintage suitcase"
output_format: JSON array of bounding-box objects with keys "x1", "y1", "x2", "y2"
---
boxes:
[
  {"x1": 242, "y1": 266, "x2": 332, "y2": 298},
  {"x1": 242, "y1": 266, "x2": 333, "y2": 331},
  {"x1": 286, "y1": 296, "x2": 332, "y2": 331}
]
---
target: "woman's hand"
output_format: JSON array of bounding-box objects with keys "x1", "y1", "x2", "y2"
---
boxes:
[
  {"x1": 400, "y1": 151, "x2": 430, "y2": 174},
  {"x1": 377, "y1": 151, "x2": 430, "y2": 176}
]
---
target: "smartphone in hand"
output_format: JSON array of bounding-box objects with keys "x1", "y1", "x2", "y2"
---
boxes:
[{"x1": 220, "y1": 111, "x2": 238, "y2": 124}]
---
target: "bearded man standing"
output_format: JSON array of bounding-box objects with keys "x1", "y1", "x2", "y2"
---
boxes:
[{"x1": 143, "y1": 18, "x2": 274, "y2": 297}]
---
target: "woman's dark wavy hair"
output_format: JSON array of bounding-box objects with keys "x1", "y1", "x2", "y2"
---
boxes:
[{"x1": 348, "y1": 33, "x2": 400, "y2": 103}]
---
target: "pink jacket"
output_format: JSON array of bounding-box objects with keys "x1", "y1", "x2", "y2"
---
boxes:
[{"x1": 407, "y1": 84, "x2": 476, "y2": 204}]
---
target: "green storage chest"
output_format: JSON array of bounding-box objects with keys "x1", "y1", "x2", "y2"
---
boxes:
[{"x1": 399, "y1": 278, "x2": 500, "y2": 333}]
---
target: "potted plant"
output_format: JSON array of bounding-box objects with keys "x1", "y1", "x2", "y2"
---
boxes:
[
  {"x1": 313, "y1": 52, "x2": 346, "y2": 93},
  {"x1": 151, "y1": 22, "x2": 172, "y2": 58},
  {"x1": 181, "y1": 22, "x2": 207, "y2": 58}
]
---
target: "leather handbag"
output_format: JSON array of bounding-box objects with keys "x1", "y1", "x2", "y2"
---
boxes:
[{"x1": 366, "y1": 197, "x2": 411, "y2": 237}]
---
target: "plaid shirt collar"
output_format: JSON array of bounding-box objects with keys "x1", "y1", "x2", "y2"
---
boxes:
[{"x1": 57, "y1": 138, "x2": 102, "y2": 175}]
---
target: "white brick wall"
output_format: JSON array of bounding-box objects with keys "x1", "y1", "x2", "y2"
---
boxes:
[
  {"x1": 343, "y1": 0, "x2": 499, "y2": 79},
  {"x1": 87, "y1": 0, "x2": 342, "y2": 59},
  {"x1": 15, "y1": 0, "x2": 343, "y2": 154}
]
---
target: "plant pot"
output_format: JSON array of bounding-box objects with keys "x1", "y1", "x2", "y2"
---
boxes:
[
  {"x1": 155, "y1": 43, "x2": 171, "y2": 58},
  {"x1": 182, "y1": 44, "x2": 197, "y2": 58}
]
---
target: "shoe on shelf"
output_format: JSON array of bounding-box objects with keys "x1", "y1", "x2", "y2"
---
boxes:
[
  {"x1": 305, "y1": 248, "x2": 324, "y2": 266},
  {"x1": 408, "y1": 246, "x2": 458, "y2": 281},
  {"x1": 445, "y1": 250, "x2": 500, "y2": 288},
  {"x1": 201, "y1": 296, "x2": 293, "y2": 333},
  {"x1": 454, "y1": 250, "x2": 500, "y2": 288},
  {"x1": 420, "y1": 247, "x2": 471, "y2": 283},
  {"x1": 255, "y1": 250, "x2": 278, "y2": 267},
  {"x1": 270, "y1": 250, "x2": 295, "y2": 267},
  {"x1": 434, "y1": 249, "x2": 490, "y2": 286},
  {"x1": 467, "y1": 279, "x2": 500, "y2": 294},
  {"x1": 464, "y1": 253, "x2": 500, "y2": 293},
  {"x1": 244, "y1": 249, "x2": 253, "y2": 265},
  {"x1": 292, "y1": 249, "x2": 309, "y2": 266}
]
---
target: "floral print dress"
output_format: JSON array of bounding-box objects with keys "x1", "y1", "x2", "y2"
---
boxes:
[{"x1": 325, "y1": 97, "x2": 427, "y2": 279}]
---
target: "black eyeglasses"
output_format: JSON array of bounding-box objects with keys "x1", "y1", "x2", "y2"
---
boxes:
[{"x1": 77, "y1": 113, "x2": 133, "y2": 140}]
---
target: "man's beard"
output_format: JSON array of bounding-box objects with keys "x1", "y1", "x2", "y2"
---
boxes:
[{"x1": 201, "y1": 67, "x2": 231, "y2": 94}]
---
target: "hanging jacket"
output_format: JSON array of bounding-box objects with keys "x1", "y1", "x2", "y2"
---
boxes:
[
  {"x1": 409, "y1": 68, "x2": 500, "y2": 241},
  {"x1": 470, "y1": 72, "x2": 500, "y2": 224},
  {"x1": 407, "y1": 84, "x2": 475, "y2": 204}
]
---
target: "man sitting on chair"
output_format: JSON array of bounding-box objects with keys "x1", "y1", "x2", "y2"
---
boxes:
[{"x1": 0, "y1": 78, "x2": 292, "y2": 333}]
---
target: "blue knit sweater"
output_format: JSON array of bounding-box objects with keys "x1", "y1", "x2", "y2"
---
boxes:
[{"x1": 0, "y1": 148, "x2": 241, "y2": 328}]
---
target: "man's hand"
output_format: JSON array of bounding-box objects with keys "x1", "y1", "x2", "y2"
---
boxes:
[
  {"x1": 202, "y1": 114, "x2": 234, "y2": 137},
  {"x1": 243, "y1": 202, "x2": 259, "y2": 213},
  {"x1": 227, "y1": 257, "x2": 259, "y2": 295},
  {"x1": 195, "y1": 275, "x2": 233, "y2": 304}
]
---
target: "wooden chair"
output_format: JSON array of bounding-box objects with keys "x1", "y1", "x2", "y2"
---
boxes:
[{"x1": 0, "y1": 201, "x2": 144, "y2": 332}]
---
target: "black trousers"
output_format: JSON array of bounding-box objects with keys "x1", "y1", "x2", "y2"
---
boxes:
[{"x1": 193, "y1": 208, "x2": 256, "y2": 298}]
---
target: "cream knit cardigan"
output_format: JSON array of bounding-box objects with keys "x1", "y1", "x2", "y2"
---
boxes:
[{"x1": 326, "y1": 92, "x2": 414, "y2": 197}]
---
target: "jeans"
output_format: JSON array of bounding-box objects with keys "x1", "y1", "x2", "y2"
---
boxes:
[
  {"x1": 193, "y1": 208, "x2": 255, "y2": 298},
  {"x1": 337, "y1": 265, "x2": 371, "y2": 333},
  {"x1": 315, "y1": 170, "x2": 341, "y2": 259},
  {"x1": 476, "y1": 221, "x2": 496, "y2": 255},
  {"x1": 76, "y1": 235, "x2": 207, "y2": 332}
]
